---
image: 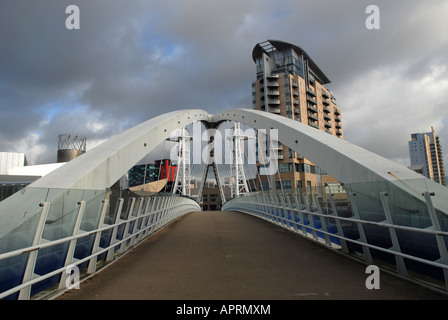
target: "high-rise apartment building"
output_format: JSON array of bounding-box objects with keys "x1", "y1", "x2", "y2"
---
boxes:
[
  {"x1": 251, "y1": 40, "x2": 343, "y2": 191},
  {"x1": 409, "y1": 127, "x2": 446, "y2": 185}
]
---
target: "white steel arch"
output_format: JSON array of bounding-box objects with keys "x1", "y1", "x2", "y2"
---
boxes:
[
  {"x1": 2, "y1": 107, "x2": 448, "y2": 252},
  {"x1": 0, "y1": 109, "x2": 211, "y2": 252},
  {"x1": 2, "y1": 108, "x2": 448, "y2": 299},
  {"x1": 212, "y1": 109, "x2": 448, "y2": 215}
]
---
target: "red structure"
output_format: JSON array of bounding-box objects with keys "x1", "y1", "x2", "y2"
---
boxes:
[{"x1": 155, "y1": 159, "x2": 177, "y2": 182}]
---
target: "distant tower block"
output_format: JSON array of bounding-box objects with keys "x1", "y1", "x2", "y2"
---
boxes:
[{"x1": 57, "y1": 134, "x2": 86, "y2": 163}]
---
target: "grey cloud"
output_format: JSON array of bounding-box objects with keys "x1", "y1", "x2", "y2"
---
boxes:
[{"x1": 1, "y1": 0, "x2": 448, "y2": 168}]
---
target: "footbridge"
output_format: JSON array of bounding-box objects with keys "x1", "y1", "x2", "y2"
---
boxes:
[{"x1": 1, "y1": 109, "x2": 448, "y2": 300}]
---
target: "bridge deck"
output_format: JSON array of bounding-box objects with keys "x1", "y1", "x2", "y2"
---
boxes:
[{"x1": 56, "y1": 211, "x2": 446, "y2": 300}]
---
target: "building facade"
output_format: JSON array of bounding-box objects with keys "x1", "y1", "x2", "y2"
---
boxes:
[
  {"x1": 127, "y1": 159, "x2": 178, "y2": 190},
  {"x1": 251, "y1": 40, "x2": 343, "y2": 192},
  {"x1": 409, "y1": 127, "x2": 446, "y2": 185}
]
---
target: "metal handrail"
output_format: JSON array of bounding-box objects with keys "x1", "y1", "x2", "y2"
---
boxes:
[
  {"x1": 223, "y1": 190, "x2": 448, "y2": 292},
  {"x1": 0, "y1": 194, "x2": 200, "y2": 300}
]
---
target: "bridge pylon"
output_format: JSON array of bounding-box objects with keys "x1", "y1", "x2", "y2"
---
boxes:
[
  {"x1": 228, "y1": 121, "x2": 252, "y2": 198},
  {"x1": 171, "y1": 128, "x2": 192, "y2": 197}
]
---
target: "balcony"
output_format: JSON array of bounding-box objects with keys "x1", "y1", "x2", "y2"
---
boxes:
[
  {"x1": 324, "y1": 121, "x2": 332, "y2": 128},
  {"x1": 271, "y1": 107, "x2": 281, "y2": 114},
  {"x1": 292, "y1": 81, "x2": 298, "y2": 88},
  {"x1": 324, "y1": 106, "x2": 331, "y2": 113},
  {"x1": 267, "y1": 81, "x2": 279, "y2": 87},
  {"x1": 268, "y1": 99, "x2": 280, "y2": 105},
  {"x1": 322, "y1": 90, "x2": 330, "y2": 98},
  {"x1": 308, "y1": 120, "x2": 319, "y2": 129},
  {"x1": 322, "y1": 98, "x2": 330, "y2": 106},
  {"x1": 306, "y1": 87, "x2": 316, "y2": 97},
  {"x1": 307, "y1": 104, "x2": 318, "y2": 113},
  {"x1": 334, "y1": 108, "x2": 341, "y2": 115},
  {"x1": 307, "y1": 112, "x2": 318, "y2": 121},
  {"x1": 267, "y1": 74, "x2": 279, "y2": 79},
  {"x1": 267, "y1": 90, "x2": 279, "y2": 96},
  {"x1": 307, "y1": 97, "x2": 317, "y2": 105},
  {"x1": 293, "y1": 99, "x2": 299, "y2": 105},
  {"x1": 324, "y1": 113, "x2": 331, "y2": 121}
]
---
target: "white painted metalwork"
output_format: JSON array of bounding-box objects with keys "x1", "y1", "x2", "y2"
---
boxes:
[
  {"x1": 2, "y1": 107, "x2": 448, "y2": 299},
  {"x1": 197, "y1": 126, "x2": 226, "y2": 204},
  {"x1": 212, "y1": 109, "x2": 448, "y2": 215},
  {"x1": 0, "y1": 109, "x2": 210, "y2": 255},
  {"x1": 228, "y1": 122, "x2": 250, "y2": 198},
  {"x1": 0, "y1": 193, "x2": 199, "y2": 300},
  {"x1": 171, "y1": 128, "x2": 192, "y2": 197},
  {"x1": 222, "y1": 189, "x2": 448, "y2": 293},
  {"x1": 0, "y1": 109, "x2": 208, "y2": 300}
]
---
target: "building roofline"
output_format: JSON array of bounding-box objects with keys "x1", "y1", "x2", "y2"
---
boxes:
[{"x1": 252, "y1": 39, "x2": 331, "y2": 84}]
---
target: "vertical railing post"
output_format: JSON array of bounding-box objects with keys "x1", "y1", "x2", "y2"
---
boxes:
[
  {"x1": 303, "y1": 192, "x2": 310, "y2": 212},
  {"x1": 87, "y1": 196, "x2": 110, "y2": 274},
  {"x1": 18, "y1": 202, "x2": 51, "y2": 300},
  {"x1": 106, "y1": 198, "x2": 124, "y2": 262},
  {"x1": 379, "y1": 192, "x2": 408, "y2": 276},
  {"x1": 277, "y1": 192, "x2": 285, "y2": 226},
  {"x1": 153, "y1": 197, "x2": 162, "y2": 231},
  {"x1": 303, "y1": 193, "x2": 318, "y2": 240},
  {"x1": 423, "y1": 191, "x2": 448, "y2": 289},
  {"x1": 293, "y1": 192, "x2": 307, "y2": 236},
  {"x1": 285, "y1": 193, "x2": 294, "y2": 231},
  {"x1": 274, "y1": 193, "x2": 282, "y2": 225},
  {"x1": 273, "y1": 193, "x2": 280, "y2": 225},
  {"x1": 314, "y1": 194, "x2": 331, "y2": 246},
  {"x1": 261, "y1": 194, "x2": 268, "y2": 220},
  {"x1": 147, "y1": 197, "x2": 158, "y2": 234},
  {"x1": 139, "y1": 197, "x2": 152, "y2": 240},
  {"x1": 118, "y1": 197, "x2": 136, "y2": 254},
  {"x1": 130, "y1": 197, "x2": 144, "y2": 246},
  {"x1": 267, "y1": 193, "x2": 274, "y2": 223},
  {"x1": 58, "y1": 200, "x2": 87, "y2": 289},
  {"x1": 347, "y1": 193, "x2": 373, "y2": 265},
  {"x1": 328, "y1": 193, "x2": 349, "y2": 254},
  {"x1": 155, "y1": 197, "x2": 164, "y2": 230}
]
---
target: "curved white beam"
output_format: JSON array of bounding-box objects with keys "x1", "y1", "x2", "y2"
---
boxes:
[
  {"x1": 31, "y1": 109, "x2": 212, "y2": 190},
  {"x1": 212, "y1": 109, "x2": 448, "y2": 214},
  {"x1": 0, "y1": 109, "x2": 211, "y2": 250},
  {"x1": 1, "y1": 107, "x2": 447, "y2": 252}
]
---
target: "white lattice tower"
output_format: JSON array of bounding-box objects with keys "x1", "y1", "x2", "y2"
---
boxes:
[
  {"x1": 229, "y1": 122, "x2": 250, "y2": 198},
  {"x1": 172, "y1": 128, "x2": 192, "y2": 197}
]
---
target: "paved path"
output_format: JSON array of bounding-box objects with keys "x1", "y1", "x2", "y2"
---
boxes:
[{"x1": 56, "y1": 211, "x2": 447, "y2": 300}]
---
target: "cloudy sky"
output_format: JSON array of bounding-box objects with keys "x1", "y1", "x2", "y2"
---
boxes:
[{"x1": 1, "y1": 0, "x2": 448, "y2": 170}]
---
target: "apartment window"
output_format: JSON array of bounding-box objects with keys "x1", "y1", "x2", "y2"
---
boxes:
[
  {"x1": 278, "y1": 163, "x2": 292, "y2": 173},
  {"x1": 260, "y1": 181, "x2": 270, "y2": 190},
  {"x1": 276, "y1": 180, "x2": 292, "y2": 189}
]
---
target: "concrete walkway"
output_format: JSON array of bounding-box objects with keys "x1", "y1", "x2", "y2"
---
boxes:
[{"x1": 56, "y1": 211, "x2": 447, "y2": 300}]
